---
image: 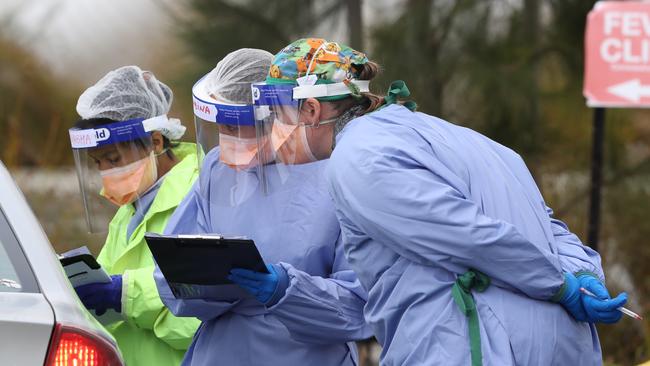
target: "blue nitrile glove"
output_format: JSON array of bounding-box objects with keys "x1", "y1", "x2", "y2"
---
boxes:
[
  {"x1": 552, "y1": 272, "x2": 588, "y2": 322},
  {"x1": 577, "y1": 273, "x2": 628, "y2": 324},
  {"x1": 74, "y1": 275, "x2": 123, "y2": 316},
  {"x1": 228, "y1": 264, "x2": 289, "y2": 305}
]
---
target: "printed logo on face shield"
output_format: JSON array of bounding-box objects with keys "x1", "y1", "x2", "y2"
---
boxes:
[
  {"x1": 252, "y1": 87, "x2": 260, "y2": 101},
  {"x1": 95, "y1": 128, "x2": 110, "y2": 142},
  {"x1": 193, "y1": 100, "x2": 211, "y2": 116}
]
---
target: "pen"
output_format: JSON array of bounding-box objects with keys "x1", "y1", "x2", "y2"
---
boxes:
[{"x1": 580, "y1": 287, "x2": 643, "y2": 320}]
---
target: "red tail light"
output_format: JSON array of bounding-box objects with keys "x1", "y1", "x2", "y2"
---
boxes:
[{"x1": 45, "y1": 324, "x2": 122, "y2": 366}]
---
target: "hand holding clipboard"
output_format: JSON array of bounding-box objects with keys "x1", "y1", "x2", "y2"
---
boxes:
[{"x1": 145, "y1": 233, "x2": 268, "y2": 300}]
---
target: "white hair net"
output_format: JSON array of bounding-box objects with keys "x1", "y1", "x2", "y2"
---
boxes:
[
  {"x1": 77, "y1": 65, "x2": 185, "y2": 140},
  {"x1": 204, "y1": 48, "x2": 273, "y2": 104},
  {"x1": 77, "y1": 65, "x2": 174, "y2": 120}
]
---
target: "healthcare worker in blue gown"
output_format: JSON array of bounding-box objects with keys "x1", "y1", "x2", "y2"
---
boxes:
[
  {"x1": 259, "y1": 38, "x2": 628, "y2": 366},
  {"x1": 153, "y1": 48, "x2": 371, "y2": 366}
]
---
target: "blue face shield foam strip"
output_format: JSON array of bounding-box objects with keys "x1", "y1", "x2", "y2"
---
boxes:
[
  {"x1": 252, "y1": 83, "x2": 300, "y2": 108},
  {"x1": 69, "y1": 118, "x2": 150, "y2": 149}
]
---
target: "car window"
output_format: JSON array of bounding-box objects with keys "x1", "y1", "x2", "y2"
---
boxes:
[{"x1": 0, "y1": 208, "x2": 39, "y2": 293}]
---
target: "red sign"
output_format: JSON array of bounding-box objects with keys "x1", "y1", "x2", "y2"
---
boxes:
[{"x1": 584, "y1": 1, "x2": 650, "y2": 108}]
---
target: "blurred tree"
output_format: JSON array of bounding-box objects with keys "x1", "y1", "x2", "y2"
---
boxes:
[
  {"x1": 455, "y1": 0, "x2": 546, "y2": 176},
  {"x1": 173, "y1": 0, "x2": 351, "y2": 81},
  {"x1": 347, "y1": 0, "x2": 363, "y2": 50},
  {"x1": 0, "y1": 33, "x2": 79, "y2": 167},
  {"x1": 371, "y1": 0, "x2": 484, "y2": 117},
  {"x1": 370, "y1": 0, "x2": 628, "y2": 179}
]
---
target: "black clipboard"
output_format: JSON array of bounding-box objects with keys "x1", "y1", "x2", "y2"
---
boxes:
[
  {"x1": 145, "y1": 232, "x2": 268, "y2": 287},
  {"x1": 60, "y1": 253, "x2": 102, "y2": 269}
]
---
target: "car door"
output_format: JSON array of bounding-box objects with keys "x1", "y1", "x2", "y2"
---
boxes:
[{"x1": 0, "y1": 208, "x2": 56, "y2": 365}]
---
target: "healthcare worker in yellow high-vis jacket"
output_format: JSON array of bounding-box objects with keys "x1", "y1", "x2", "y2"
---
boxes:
[{"x1": 68, "y1": 65, "x2": 200, "y2": 365}]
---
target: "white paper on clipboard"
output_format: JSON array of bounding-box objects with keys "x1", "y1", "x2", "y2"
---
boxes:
[
  {"x1": 59, "y1": 247, "x2": 123, "y2": 325},
  {"x1": 59, "y1": 246, "x2": 111, "y2": 287}
]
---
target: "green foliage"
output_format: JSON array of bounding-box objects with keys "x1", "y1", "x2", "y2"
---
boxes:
[{"x1": 0, "y1": 34, "x2": 79, "y2": 167}]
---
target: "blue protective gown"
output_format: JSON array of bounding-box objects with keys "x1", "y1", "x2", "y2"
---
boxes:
[
  {"x1": 154, "y1": 148, "x2": 371, "y2": 366},
  {"x1": 326, "y1": 104, "x2": 605, "y2": 365}
]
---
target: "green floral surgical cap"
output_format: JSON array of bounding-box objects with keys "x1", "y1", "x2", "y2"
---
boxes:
[{"x1": 267, "y1": 38, "x2": 368, "y2": 86}]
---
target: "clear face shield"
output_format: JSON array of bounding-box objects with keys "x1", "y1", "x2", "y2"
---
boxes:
[
  {"x1": 251, "y1": 83, "x2": 316, "y2": 166},
  {"x1": 251, "y1": 79, "x2": 371, "y2": 166},
  {"x1": 192, "y1": 76, "x2": 275, "y2": 207},
  {"x1": 69, "y1": 119, "x2": 160, "y2": 233}
]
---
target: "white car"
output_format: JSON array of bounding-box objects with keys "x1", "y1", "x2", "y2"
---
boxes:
[{"x1": 0, "y1": 161, "x2": 123, "y2": 365}]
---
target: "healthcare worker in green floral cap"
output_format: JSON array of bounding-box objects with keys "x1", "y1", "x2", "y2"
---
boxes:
[
  {"x1": 255, "y1": 38, "x2": 627, "y2": 365},
  {"x1": 69, "y1": 65, "x2": 200, "y2": 366},
  {"x1": 153, "y1": 48, "x2": 371, "y2": 366}
]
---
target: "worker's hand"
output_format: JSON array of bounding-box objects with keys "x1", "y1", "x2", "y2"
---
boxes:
[
  {"x1": 578, "y1": 274, "x2": 627, "y2": 324},
  {"x1": 228, "y1": 264, "x2": 289, "y2": 305},
  {"x1": 74, "y1": 275, "x2": 123, "y2": 315},
  {"x1": 552, "y1": 272, "x2": 588, "y2": 322}
]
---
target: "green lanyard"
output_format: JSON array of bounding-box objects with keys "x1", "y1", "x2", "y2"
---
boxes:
[{"x1": 451, "y1": 269, "x2": 491, "y2": 366}]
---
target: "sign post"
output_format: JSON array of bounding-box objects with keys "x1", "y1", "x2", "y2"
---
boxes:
[
  {"x1": 584, "y1": 1, "x2": 650, "y2": 250},
  {"x1": 587, "y1": 108, "x2": 605, "y2": 250}
]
